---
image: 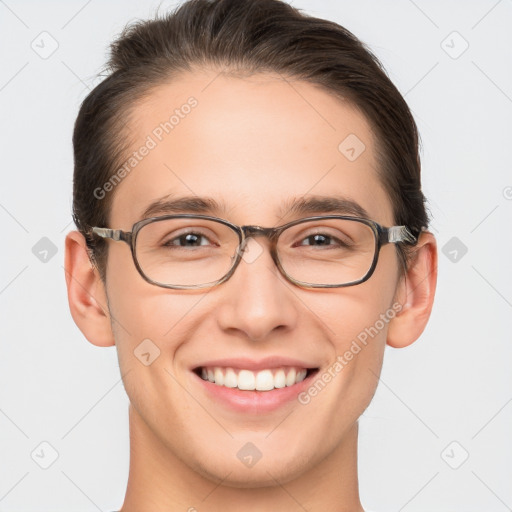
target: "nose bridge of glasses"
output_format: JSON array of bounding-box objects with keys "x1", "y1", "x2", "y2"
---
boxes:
[
  {"x1": 239, "y1": 225, "x2": 280, "y2": 250},
  {"x1": 233, "y1": 225, "x2": 283, "y2": 283}
]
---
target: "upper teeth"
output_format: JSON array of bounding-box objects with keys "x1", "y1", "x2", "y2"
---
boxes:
[{"x1": 200, "y1": 366, "x2": 308, "y2": 391}]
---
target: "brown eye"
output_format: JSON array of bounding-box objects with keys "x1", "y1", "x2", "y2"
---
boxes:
[{"x1": 163, "y1": 231, "x2": 212, "y2": 248}]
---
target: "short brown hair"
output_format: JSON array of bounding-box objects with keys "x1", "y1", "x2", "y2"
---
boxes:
[{"x1": 72, "y1": 0, "x2": 429, "y2": 283}]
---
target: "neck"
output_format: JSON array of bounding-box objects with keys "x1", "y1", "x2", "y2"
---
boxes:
[{"x1": 119, "y1": 404, "x2": 364, "y2": 512}]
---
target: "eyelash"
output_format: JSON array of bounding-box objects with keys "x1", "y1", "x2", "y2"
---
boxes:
[{"x1": 162, "y1": 231, "x2": 351, "y2": 249}]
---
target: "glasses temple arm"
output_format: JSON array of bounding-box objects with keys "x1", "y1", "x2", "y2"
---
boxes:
[
  {"x1": 91, "y1": 227, "x2": 132, "y2": 244},
  {"x1": 384, "y1": 226, "x2": 419, "y2": 245}
]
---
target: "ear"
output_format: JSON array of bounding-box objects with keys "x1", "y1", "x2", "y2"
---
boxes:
[
  {"x1": 64, "y1": 230, "x2": 115, "y2": 347},
  {"x1": 387, "y1": 231, "x2": 437, "y2": 348}
]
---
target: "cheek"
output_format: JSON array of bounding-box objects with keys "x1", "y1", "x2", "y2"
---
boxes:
[
  {"x1": 324, "y1": 287, "x2": 391, "y2": 383},
  {"x1": 104, "y1": 247, "x2": 203, "y2": 369},
  {"x1": 324, "y1": 249, "x2": 399, "y2": 358},
  {"x1": 296, "y1": 294, "x2": 392, "y2": 450},
  {"x1": 105, "y1": 282, "x2": 198, "y2": 432},
  {"x1": 307, "y1": 252, "x2": 399, "y2": 418}
]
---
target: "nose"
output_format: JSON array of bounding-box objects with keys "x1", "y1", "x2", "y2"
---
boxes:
[{"x1": 214, "y1": 237, "x2": 299, "y2": 342}]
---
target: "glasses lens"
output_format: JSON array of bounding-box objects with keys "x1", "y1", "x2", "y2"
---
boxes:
[
  {"x1": 277, "y1": 218, "x2": 376, "y2": 286},
  {"x1": 135, "y1": 217, "x2": 239, "y2": 287}
]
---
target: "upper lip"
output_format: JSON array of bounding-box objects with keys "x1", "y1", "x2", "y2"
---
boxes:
[{"x1": 192, "y1": 356, "x2": 319, "y2": 372}]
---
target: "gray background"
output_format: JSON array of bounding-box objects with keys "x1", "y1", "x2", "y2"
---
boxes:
[{"x1": 1, "y1": 0, "x2": 511, "y2": 510}]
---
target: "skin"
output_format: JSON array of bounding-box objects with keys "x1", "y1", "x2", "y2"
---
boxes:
[{"x1": 65, "y1": 69, "x2": 437, "y2": 512}]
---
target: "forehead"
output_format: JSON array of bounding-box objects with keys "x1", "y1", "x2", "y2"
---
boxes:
[{"x1": 110, "y1": 69, "x2": 394, "y2": 227}]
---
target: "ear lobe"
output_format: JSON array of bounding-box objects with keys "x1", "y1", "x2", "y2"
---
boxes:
[
  {"x1": 386, "y1": 231, "x2": 438, "y2": 348},
  {"x1": 64, "y1": 230, "x2": 115, "y2": 347}
]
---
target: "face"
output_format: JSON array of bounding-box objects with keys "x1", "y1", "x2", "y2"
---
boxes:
[{"x1": 104, "y1": 69, "x2": 402, "y2": 486}]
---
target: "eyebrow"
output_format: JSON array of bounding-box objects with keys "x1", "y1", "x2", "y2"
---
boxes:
[{"x1": 140, "y1": 194, "x2": 370, "y2": 222}]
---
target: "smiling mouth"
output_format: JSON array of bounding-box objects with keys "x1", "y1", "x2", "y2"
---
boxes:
[{"x1": 193, "y1": 366, "x2": 319, "y2": 391}]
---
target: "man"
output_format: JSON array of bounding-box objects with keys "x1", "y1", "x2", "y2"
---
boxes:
[{"x1": 65, "y1": 1, "x2": 437, "y2": 510}]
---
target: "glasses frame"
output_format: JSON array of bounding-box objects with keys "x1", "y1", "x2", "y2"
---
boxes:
[{"x1": 90, "y1": 214, "x2": 418, "y2": 290}]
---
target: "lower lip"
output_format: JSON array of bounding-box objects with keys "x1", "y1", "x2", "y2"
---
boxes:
[{"x1": 191, "y1": 369, "x2": 318, "y2": 414}]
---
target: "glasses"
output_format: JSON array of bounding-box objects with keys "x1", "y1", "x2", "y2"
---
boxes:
[{"x1": 90, "y1": 214, "x2": 418, "y2": 290}]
